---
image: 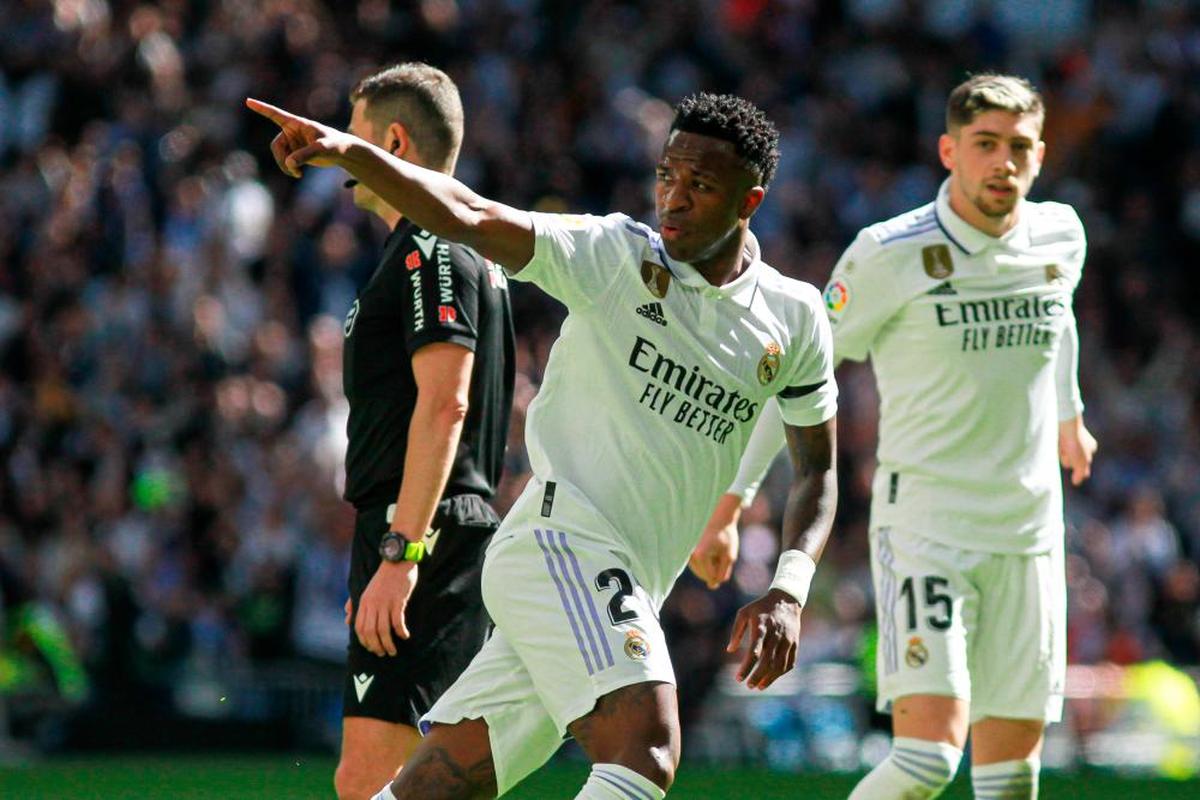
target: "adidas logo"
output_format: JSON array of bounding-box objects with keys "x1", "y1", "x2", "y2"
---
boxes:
[
  {"x1": 927, "y1": 282, "x2": 957, "y2": 296},
  {"x1": 636, "y1": 302, "x2": 667, "y2": 326}
]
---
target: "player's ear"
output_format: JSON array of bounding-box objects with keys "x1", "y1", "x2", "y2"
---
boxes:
[
  {"x1": 739, "y1": 186, "x2": 766, "y2": 219},
  {"x1": 938, "y1": 132, "x2": 956, "y2": 171},
  {"x1": 386, "y1": 122, "x2": 412, "y2": 160},
  {"x1": 1031, "y1": 138, "x2": 1046, "y2": 179}
]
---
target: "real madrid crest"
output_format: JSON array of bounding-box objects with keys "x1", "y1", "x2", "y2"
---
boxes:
[
  {"x1": 921, "y1": 244, "x2": 954, "y2": 280},
  {"x1": 905, "y1": 636, "x2": 929, "y2": 668},
  {"x1": 640, "y1": 261, "x2": 671, "y2": 299},
  {"x1": 623, "y1": 631, "x2": 650, "y2": 661},
  {"x1": 757, "y1": 342, "x2": 781, "y2": 386}
]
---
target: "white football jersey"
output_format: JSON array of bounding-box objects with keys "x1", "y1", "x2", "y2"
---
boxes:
[
  {"x1": 825, "y1": 180, "x2": 1086, "y2": 554},
  {"x1": 507, "y1": 212, "x2": 837, "y2": 605}
]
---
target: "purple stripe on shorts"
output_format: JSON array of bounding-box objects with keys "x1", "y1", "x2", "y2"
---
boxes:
[
  {"x1": 559, "y1": 531, "x2": 616, "y2": 669},
  {"x1": 534, "y1": 528, "x2": 595, "y2": 675},
  {"x1": 595, "y1": 773, "x2": 653, "y2": 799},
  {"x1": 545, "y1": 531, "x2": 607, "y2": 673}
]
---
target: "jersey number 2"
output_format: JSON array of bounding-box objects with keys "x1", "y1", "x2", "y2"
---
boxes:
[{"x1": 595, "y1": 568, "x2": 639, "y2": 625}]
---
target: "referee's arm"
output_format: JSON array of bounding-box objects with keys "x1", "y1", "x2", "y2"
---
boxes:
[{"x1": 354, "y1": 342, "x2": 474, "y2": 658}]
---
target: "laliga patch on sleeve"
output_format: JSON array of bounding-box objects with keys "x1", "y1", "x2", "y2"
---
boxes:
[{"x1": 824, "y1": 279, "x2": 850, "y2": 316}]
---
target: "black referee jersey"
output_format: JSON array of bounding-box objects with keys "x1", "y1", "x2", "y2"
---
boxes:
[{"x1": 341, "y1": 220, "x2": 515, "y2": 509}]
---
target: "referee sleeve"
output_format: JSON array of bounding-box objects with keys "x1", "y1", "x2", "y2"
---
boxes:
[{"x1": 400, "y1": 238, "x2": 481, "y2": 355}]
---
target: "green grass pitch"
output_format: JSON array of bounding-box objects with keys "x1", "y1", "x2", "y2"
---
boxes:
[{"x1": 0, "y1": 756, "x2": 1196, "y2": 798}]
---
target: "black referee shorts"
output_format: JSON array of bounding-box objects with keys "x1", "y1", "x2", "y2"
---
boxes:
[{"x1": 344, "y1": 493, "x2": 498, "y2": 726}]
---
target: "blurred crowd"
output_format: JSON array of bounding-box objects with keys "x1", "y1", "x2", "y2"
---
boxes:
[{"x1": 1, "y1": 0, "x2": 1198, "y2": 736}]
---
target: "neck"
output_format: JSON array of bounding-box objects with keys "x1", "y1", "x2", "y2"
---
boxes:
[
  {"x1": 947, "y1": 180, "x2": 1019, "y2": 238},
  {"x1": 376, "y1": 206, "x2": 403, "y2": 230},
  {"x1": 692, "y1": 226, "x2": 750, "y2": 286}
]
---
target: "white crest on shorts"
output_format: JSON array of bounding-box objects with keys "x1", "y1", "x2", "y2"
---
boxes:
[{"x1": 353, "y1": 673, "x2": 375, "y2": 702}]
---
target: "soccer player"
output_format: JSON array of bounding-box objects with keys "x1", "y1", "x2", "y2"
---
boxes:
[
  {"x1": 247, "y1": 91, "x2": 838, "y2": 799},
  {"x1": 329, "y1": 64, "x2": 515, "y2": 800},
  {"x1": 711, "y1": 74, "x2": 1096, "y2": 798}
]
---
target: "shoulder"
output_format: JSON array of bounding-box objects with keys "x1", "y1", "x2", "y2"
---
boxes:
[
  {"x1": 756, "y1": 264, "x2": 826, "y2": 327},
  {"x1": 865, "y1": 202, "x2": 940, "y2": 249},
  {"x1": 1025, "y1": 200, "x2": 1086, "y2": 247},
  {"x1": 838, "y1": 202, "x2": 944, "y2": 276},
  {"x1": 530, "y1": 210, "x2": 638, "y2": 238}
]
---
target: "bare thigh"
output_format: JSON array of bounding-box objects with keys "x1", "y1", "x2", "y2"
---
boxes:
[
  {"x1": 971, "y1": 717, "x2": 1045, "y2": 764},
  {"x1": 567, "y1": 681, "x2": 681, "y2": 790},
  {"x1": 335, "y1": 718, "x2": 423, "y2": 800},
  {"x1": 390, "y1": 718, "x2": 496, "y2": 800},
  {"x1": 892, "y1": 694, "x2": 970, "y2": 750}
]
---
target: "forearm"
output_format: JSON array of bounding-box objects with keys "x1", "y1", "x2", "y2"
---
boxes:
[
  {"x1": 708, "y1": 492, "x2": 744, "y2": 531},
  {"x1": 389, "y1": 398, "x2": 466, "y2": 539},
  {"x1": 341, "y1": 140, "x2": 531, "y2": 268},
  {"x1": 1055, "y1": 315, "x2": 1084, "y2": 421},
  {"x1": 780, "y1": 421, "x2": 838, "y2": 561},
  {"x1": 727, "y1": 397, "x2": 785, "y2": 506},
  {"x1": 781, "y1": 465, "x2": 837, "y2": 561}
]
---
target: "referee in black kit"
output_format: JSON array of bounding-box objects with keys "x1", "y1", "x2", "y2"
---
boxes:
[{"x1": 331, "y1": 63, "x2": 514, "y2": 800}]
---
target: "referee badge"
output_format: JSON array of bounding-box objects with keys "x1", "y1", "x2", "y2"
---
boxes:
[
  {"x1": 640, "y1": 261, "x2": 671, "y2": 299},
  {"x1": 905, "y1": 636, "x2": 929, "y2": 668},
  {"x1": 922, "y1": 244, "x2": 954, "y2": 280},
  {"x1": 757, "y1": 342, "x2": 782, "y2": 385},
  {"x1": 623, "y1": 631, "x2": 650, "y2": 661}
]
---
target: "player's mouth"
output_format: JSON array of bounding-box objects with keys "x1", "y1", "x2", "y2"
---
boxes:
[
  {"x1": 985, "y1": 181, "x2": 1017, "y2": 198},
  {"x1": 660, "y1": 222, "x2": 685, "y2": 241}
]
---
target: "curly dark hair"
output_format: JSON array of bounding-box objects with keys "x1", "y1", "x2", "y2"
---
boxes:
[{"x1": 670, "y1": 93, "x2": 781, "y2": 188}]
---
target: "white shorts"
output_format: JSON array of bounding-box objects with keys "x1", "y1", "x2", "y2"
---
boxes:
[
  {"x1": 421, "y1": 518, "x2": 676, "y2": 795},
  {"x1": 870, "y1": 526, "x2": 1066, "y2": 723}
]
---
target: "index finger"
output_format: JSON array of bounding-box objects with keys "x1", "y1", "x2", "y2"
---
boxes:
[
  {"x1": 726, "y1": 609, "x2": 748, "y2": 653},
  {"x1": 246, "y1": 97, "x2": 302, "y2": 128}
]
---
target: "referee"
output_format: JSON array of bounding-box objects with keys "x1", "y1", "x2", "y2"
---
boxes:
[{"x1": 333, "y1": 63, "x2": 514, "y2": 800}]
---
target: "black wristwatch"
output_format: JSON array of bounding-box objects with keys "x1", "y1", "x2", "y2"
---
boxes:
[{"x1": 379, "y1": 532, "x2": 425, "y2": 563}]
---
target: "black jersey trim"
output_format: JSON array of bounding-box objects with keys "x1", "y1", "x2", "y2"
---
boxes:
[{"x1": 778, "y1": 379, "x2": 826, "y2": 399}]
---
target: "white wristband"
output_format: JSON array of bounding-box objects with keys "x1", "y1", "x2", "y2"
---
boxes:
[
  {"x1": 769, "y1": 550, "x2": 817, "y2": 607},
  {"x1": 371, "y1": 784, "x2": 397, "y2": 800}
]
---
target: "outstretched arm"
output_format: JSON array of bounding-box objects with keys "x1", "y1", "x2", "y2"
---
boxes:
[
  {"x1": 245, "y1": 98, "x2": 535, "y2": 271},
  {"x1": 726, "y1": 417, "x2": 837, "y2": 690}
]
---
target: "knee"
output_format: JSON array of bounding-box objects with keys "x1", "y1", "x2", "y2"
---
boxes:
[
  {"x1": 896, "y1": 737, "x2": 961, "y2": 793},
  {"x1": 619, "y1": 720, "x2": 680, "y2": 791},
  {"x1": 334, "y1": 761, "x2": 383, "y2": 800}
]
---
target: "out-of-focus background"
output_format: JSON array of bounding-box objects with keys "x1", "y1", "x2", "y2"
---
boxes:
[{"x1": 1, "y1": 0, "x2": 1198, "y2": 795}]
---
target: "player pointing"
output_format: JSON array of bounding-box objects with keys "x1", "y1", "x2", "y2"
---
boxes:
[{"x1": 248, "y1": 91, "x2": 838, "y2": 799}]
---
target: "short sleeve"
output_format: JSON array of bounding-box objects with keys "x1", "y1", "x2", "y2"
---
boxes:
[
  {"x1": 400, "y1": 239, "x2": 480, "y2": 355},
  {"x1": 822, "y1": 230, "x2": 900, "y2": 363},
  {"x1": 514, "y1": 212, "x2": 634, "y2": 309},
  {"x1": 776, "y1": 286, "x2": 838, "y2": 427}
]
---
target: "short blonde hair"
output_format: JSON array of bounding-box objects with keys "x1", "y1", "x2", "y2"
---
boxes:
[
  {"x1": 946, "y1": 74, "x2": 1044, "y2": 135},
  {"x1": 350, "y1": 62, "x2": 464, "y2": 173}
]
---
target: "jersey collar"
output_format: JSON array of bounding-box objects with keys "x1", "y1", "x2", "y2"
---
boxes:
[
  {"x1": 650, "y1": 229, "x2": 763, "y2": 307},
  {"x1": 934, "y1": 179, "x2": 1032, "y2": 258}
]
